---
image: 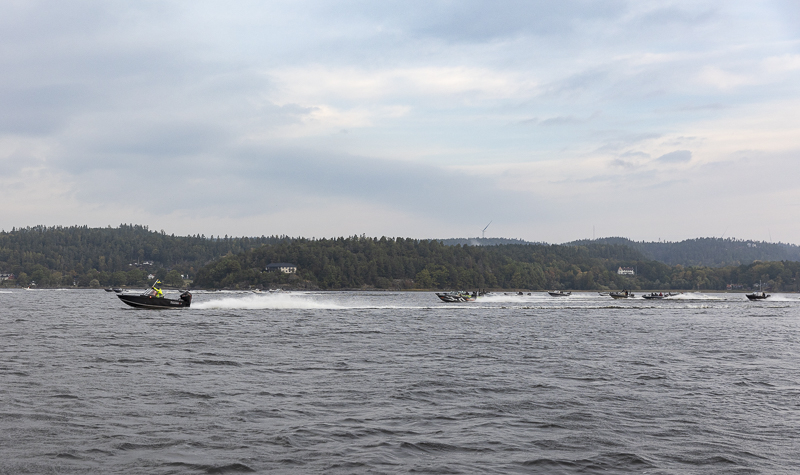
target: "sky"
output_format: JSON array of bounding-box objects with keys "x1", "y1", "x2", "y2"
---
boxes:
[{"x1": 1, "y1": 0, "x2": 799, "y2": 243}]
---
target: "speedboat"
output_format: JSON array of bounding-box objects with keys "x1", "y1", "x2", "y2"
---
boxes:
[
  {"x1": 118, "y1": 288, "x2": 192, "y2": 309},
  {"x1": 745, "y1": 291, "x2": 769, "y2": 301},
  {"x1": 642, "y1": 292, "x2": 679, "y2": 300},
  {"x1": 548, "y1": 290, "x2": 571, "y2": 297},
  {"x1": 609, "y1": 290, "x2": 635, "y2": 299},
  {"x1": 746, "y1": 280, "x2": 770, "y2": 300},
  {"x1": 436, "y1": 291, "x2": 477, "y2": 302}
]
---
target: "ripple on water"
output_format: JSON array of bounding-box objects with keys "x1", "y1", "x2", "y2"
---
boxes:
[{"x1": 1, "y1": 290, "x2": 799, "y2": 473}]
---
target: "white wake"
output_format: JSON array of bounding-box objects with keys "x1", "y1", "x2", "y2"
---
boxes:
[{"x1": 192, "y1": 292, "x2": 345, "y2": 310}]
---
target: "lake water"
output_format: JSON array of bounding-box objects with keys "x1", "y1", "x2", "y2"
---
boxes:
[{"x1": 2, "y1": 289, "x2": 799, "y2": 474}]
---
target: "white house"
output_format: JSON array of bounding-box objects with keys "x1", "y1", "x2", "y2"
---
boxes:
[
  {"x1": 617, "y1": 267, "x2": 635, "y2": 275},
  {"x1": 265, "y1": 263, "x2": 297, "y2": 274}
]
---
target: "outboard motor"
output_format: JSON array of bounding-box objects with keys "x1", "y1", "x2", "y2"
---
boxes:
[{"x1": 179, "y1": 291, "x2": 192, "y2": 307}]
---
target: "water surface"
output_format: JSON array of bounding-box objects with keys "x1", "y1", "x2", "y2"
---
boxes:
[{"x1": 2, "y1": 290, "x2": 799, "y2": 473}]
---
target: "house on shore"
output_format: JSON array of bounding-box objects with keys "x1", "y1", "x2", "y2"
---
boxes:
[
  {"x1": 265, "y1": 263, "x2": 297, "y2": 274},
  {"x1": 617, "y1": 267, "x2": 635, "y2": 275}
]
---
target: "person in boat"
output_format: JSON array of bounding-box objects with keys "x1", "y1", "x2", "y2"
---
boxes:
[{"x1": 152, "y1": 280, "x2": 164, "y2": 298}]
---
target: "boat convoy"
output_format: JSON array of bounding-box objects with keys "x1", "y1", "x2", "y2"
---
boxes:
[
  {"x1": 110, "y1": 281, "x2": 772, "y2": 308},
  {"x1": 431, "y1": 289, "x2": 778, "y2": 302}
]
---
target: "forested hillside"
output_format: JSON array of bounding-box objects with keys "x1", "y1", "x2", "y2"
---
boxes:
[
  {"x1": 193, "y1": 237, "x2": 649, "y2": 290},
  {"x1": 439, "y1": 237, "x2": 536, "y2": 246},
  {"x1": 4, "y1": 226, "x2": 800, "y2": 291},
  {"x1": 0, "y1": 225, "x2": 281, "y2": 287},
  {"x1": 570, "y1": 237, "x2": 800, "y2": 267},
  {"x1": 192, "y1": 236, "x2": 800, "y2": 292}
]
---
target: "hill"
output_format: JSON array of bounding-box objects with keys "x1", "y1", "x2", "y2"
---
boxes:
[
  {"x1": 4, "y1": 226, "x2": 800, "y2": 292},
  {"x1": 568, "y1": 237, "x2": 800, "y2": 267},
  {"x1": 193, "y1": 238, "x2": 800, "y2": 292},
  {"x1": 193, "y1": 237, "x2": 666, "y2": 290},
  {"x1": 0, "y1": 225, "x2": 280, "y2": 287}
]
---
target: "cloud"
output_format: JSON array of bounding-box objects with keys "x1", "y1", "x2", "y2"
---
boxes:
[
  {"x1": 1, "y1": 1, "x2": 800, "y2": 243},
  {"x1": 655, "y1": 150, "x2": 692, "y2": 163}
]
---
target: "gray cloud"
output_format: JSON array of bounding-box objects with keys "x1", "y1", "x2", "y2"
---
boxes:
[{"x1": 1, "y1": 1, "x2": 799, "y2": 242}]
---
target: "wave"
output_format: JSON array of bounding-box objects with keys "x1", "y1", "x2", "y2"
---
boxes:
[
  {"x1": 765, "y1": 295, "x2": 799, "y2": 302},
  {"x1": 663, "y1": 292, "x2": 722, "y2": 300},
  {"x1": 192, "y1": 293, "x2": 345, "y2": 310}
]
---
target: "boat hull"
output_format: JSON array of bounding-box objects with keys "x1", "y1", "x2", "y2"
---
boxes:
[
  {"x1": 745, "y1": 293, "x2": 769, "y2": 301},
  {"x1": 609, "y1": 291, "x2": 635, "y2": 299},
  {"x1": 117, "y1": 292, "x2": 192, "y2": 309},
  {"x1": 436, "y1": 292, "x2": 476, "y2": 303},
  {"x1": 548, "y1": 291, "x2": 571, "y2": 297}
]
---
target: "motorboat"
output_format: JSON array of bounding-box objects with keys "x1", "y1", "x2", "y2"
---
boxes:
[
  {"x1": 118, "y1": 288, "x2": 192, "y2": 309},
  {"x1": 746, "y1": 280, "x2": 770, "y2": 300},
  {"x1": 609, "y1": 290, "x2": 635, "y2": 299},
  {"x1": 548, "y1": 290, "x2": 571, "y2": 297},
  {"x1": 746, "y1": 291, "x2": 769, "y2": 301},
  {"x1": 436, "y1": 291, "x2": 477, "y2": 302},
  {"x1": 642, "y1": 292, "x2": 679, "y2": 300},
  {"x1": 104, "y1": 288, "x2": 115, "y2": 292}
]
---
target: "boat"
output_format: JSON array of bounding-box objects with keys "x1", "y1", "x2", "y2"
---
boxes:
[
  {"x1": 548, "y1": 290, "x2": 571, "y2": 297},
  {"x1": 113, "y1": 288, "x2": 123, "y2": 293},
  {"x1": 609, "y1": 290, "x2": 635, "y2": 299},
  {"x1": 746, "y1": 280, "x2": 770, "y2": 301},
  {"x1": 104, "y1": 288, "x2": 115, "y2": 292},
  {"x1": 642, "y1": 292, "x2": 679, "y2": 300},
  {"x1": 117, "y1": 288, "x2": 192, "y2": 309},
  {"x1": 436, "y1": 291, "x2": 477, "y2": 302},
  {"x1": 746, "y1": 291, "x2": 770, "y2": 301}
]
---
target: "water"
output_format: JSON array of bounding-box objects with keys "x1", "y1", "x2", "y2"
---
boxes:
[{"x1": 2, "y1": 289, "x2": 799, "y2": 474}]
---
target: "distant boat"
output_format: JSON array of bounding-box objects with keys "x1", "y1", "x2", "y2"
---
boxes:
[
  {"x1": 746, "y1": 281, "x2": 770, "y2": 301},
  {"x1": 609, "y1": 290, "x2": 635, "y2": 299},
  {"x1": 642, "y1": 292, "x2": 680, "y2": 300},
  {"x1": 436, "y1": 291, "x2": 477, "y2": 303},
  {"x1": 746, "y1": 291, "x2": 769, "y2": 301},
  {"x1": 104, "y1": 288, "x2": 115, "y2": 292},
  {"x1": 548, "y1": 290, "x2": 571, "y2": 297}
]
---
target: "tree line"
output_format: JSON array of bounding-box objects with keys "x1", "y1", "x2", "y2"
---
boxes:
[
  {"x1": 569, "y1": 237, "x2": 800, "y2": 267},
  {"x1": 0, "y1": 225, "x2": 286, "y2": 288},
  {"x1": 3, "y1": 226, "x2": 799, "y2": 291},
  {"x1": 192, "y1": 236, "x2": 800, "y2": 292}
]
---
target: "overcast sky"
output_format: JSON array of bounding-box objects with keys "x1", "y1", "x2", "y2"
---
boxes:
[{"x1": 2, "y1": 1, "x2": 799, "y2": 243}]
